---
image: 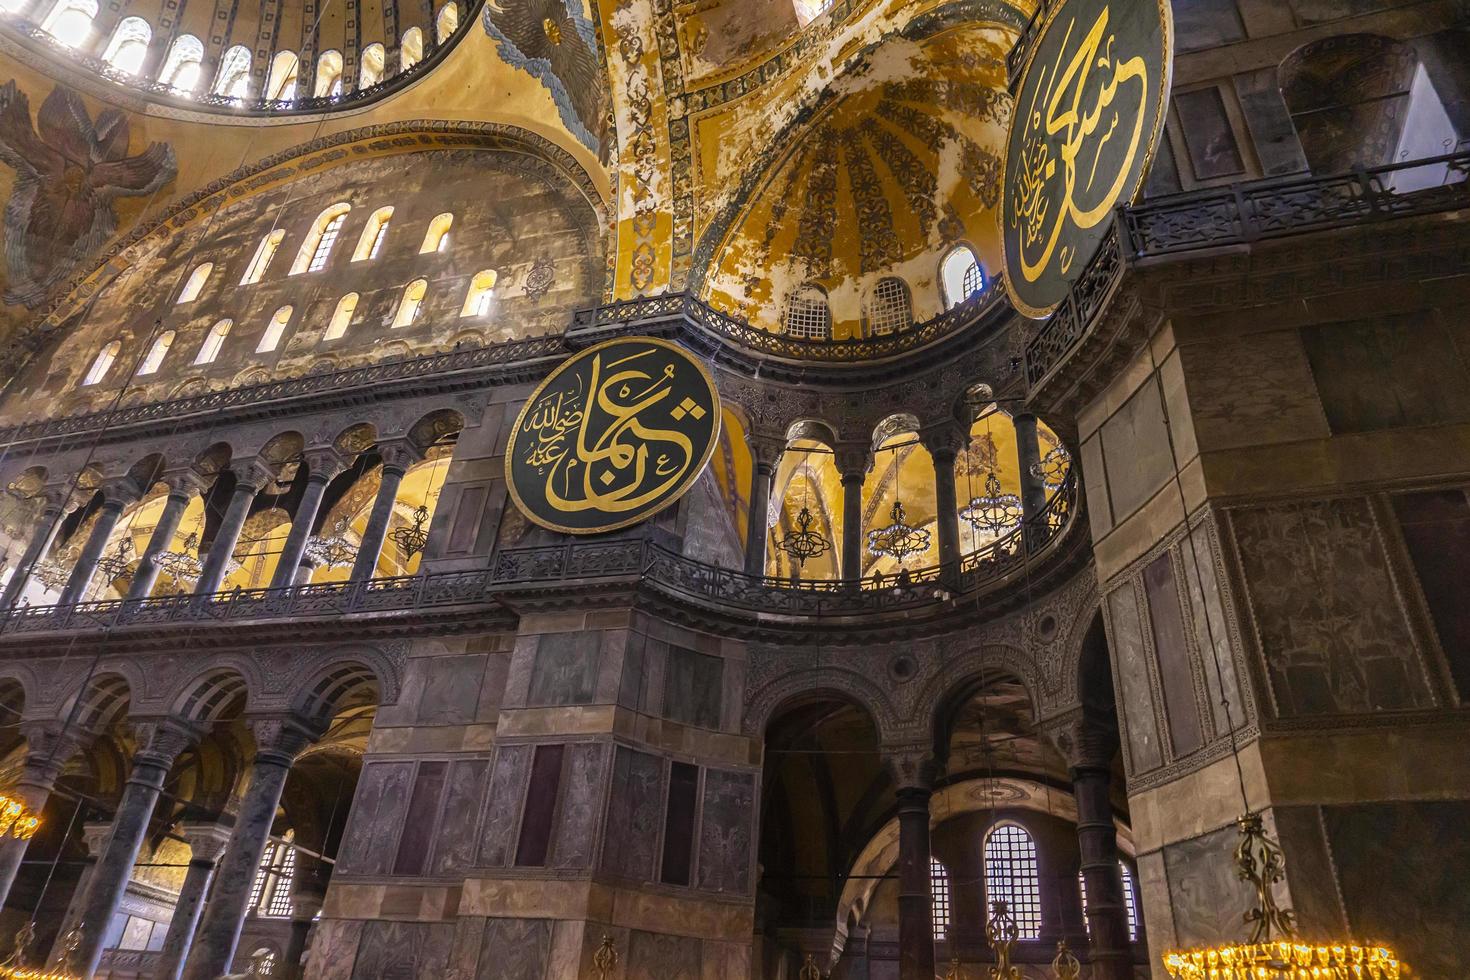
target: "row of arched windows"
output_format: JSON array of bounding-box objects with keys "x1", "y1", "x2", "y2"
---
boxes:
[
  {"x1": 31, "y1": 0, "x2": 458, "y2": 101},
  {"x1": 81, "y1": 270, "x2": 497, "y2": 385},
  {"x1": 779, "y1": 246, "x2": 985, "y2": 340},
  {"x1": 926, "y1": 824, "x2": 1140, "y2": 943}
]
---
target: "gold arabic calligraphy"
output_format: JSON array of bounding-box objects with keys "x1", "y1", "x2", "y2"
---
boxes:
[
  {"x1": 1011, "y1": 4, "x2": 1148, "y2": 283},
  {"x1": 519, "y1": 347, "x2": 704, "y2": 515}
]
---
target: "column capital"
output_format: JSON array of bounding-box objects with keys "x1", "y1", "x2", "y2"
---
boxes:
[
  {"x1": 97, "y1": 479, "x2": 143, "y2": 510},
  {"x1": 80, "y1": 821, "x2": 113, "y2": 858},
  {"x1": 375, "y1": 439, "x2": 423, "y2": 474},
  {"x1": 20, "y1": 719, "x2": 93, "y2": 762},
  {"x1": 178, "y1": 820, "x2": 233, "y2": 863},
  {"x1": 129, "y1": 716, "x2": 206, "y2": 767},
  {"x1": 833, "y1": 445, "x2": 869, "y2": 481},
  {"x1": 34, "y1": 484, "x2": 71, "y2": 514},
  {"x1": 918, "y1": 421, "x2": 969, "y2": 460},
  {"x1": 246, "y1": 714, "x2": 323, "y2": 766},
  {"x1": 749, "y1": 433, "x2": 786, "y2": 470},
  {"x1": 1040, "y1": 707, "x2": 1119, "y2": 773},
  {"x1": 229, "y1": 460, "x2": 276, "y2": 494},
  {"x1": 883, "y1": 745, "x2": 941, "y2": 794},
  {"x1": 302, "y1": 447, "x2": 347, "y2": 483},
  {"x1": 163, "y1": 468, "x2": 210, "y2": 499}
]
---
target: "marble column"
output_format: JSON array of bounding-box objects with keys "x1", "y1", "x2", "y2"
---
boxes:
[
  {"x1": 0, "y1": 724, "x2": 92, "y2": 909},
  {"x1": 195, "y1": 463, "x2": 271, "y2": 596},
  {"x1": 127, "y1": 474, "x2": 202, "y2": 600},
  {"x1": 0, "y1": 491, "x2": 66, "y2": 609},
  {"x1": 349, "y1": 443, "x2": 419, "y2": 582},
  {"x1": 154, "y1": 821, "x2": 233, "y2": 980},
  {"x1": 743, "y1": 447, "x2": 779, "y2": 577},
  {"x1": 888, "y1": 753, "x2": 936, "y2": 980},
  {"x1": 59, "y1": 486, "x2": 135, "y2": 605},
  {"x1": 1074, "y1": 759, "x2": 1132, "y2": 980},
  {"x1": 1013, "y1": 415, "x2": 1048, "y2": 543},
  {"x1": 180, "y1": 717, "x2": 317, "y2": 980},
  {"x1": 73, "y1": 719, "x2": 200, "y2": 977},
  {"x1": 922, "y1": 424, "x2": 966, "y2": 586},
  {"x1": 271, "y1": 450, "x2": 343, "y2": 589},
  {"x1": 836, "y1": 450, "x2": 867, "y2": 581},
  {"x1": 48, "y1": 821, "x2": 111, "y2": 965}
]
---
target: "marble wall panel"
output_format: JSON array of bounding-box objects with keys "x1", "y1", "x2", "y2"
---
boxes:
[
  {"x1": 1233, "y1": 69, "x2": 1309, "y2": 176},
  {"x1": 478, "y1": 744, "x2": 533, "y2": 867},
  {"x1": 697, "y1": 769, "x2": 755, "y2": 895},
  {"x1": 603, "y1": 746, "x2": 666, "y2": 881},
  {"x1": 619, "y1": 633, "x2": 649, "y2": 712},
  {"x1": 477, "y1": 917, "x2": 553, "y2": 980},
  {"x1": 1392, "y1": 489, "x2": 1470, "y2": 699},
  {"x1": 1175, "y1": 86, "x2": 1246, "y2": 180},
  {"x1": 1173, "y1": 0, "x2": 1246, "y2": 51},
  {"x1": 393, "y1": 761, "x2": 448, "y2": 876},
  {"x1": 416, "y1": 654, "x2": 485, "y2": 725},
  {"x1": 1108, "y1": 583, "x2": 1164, "y2": 773},
  {"x1": 627, "y1": 930, "x2": 703, "y2": 980},
  {"x1": 665, "y1": 647, "x2": 724, "y2": 729},
  {"x1": 432, "y1": 759, "x2": 491, "y2": 875},
  {"x1": 1162, "y1": 823, "x2": 1257, "y2": 947},
  {"x1": 1232, "y1": 498, "x2": 1431, "y2": 716},
  {"x1": 1101, "y1": 381, "x2": 1175, "y2": 522},
  {"x1": 1183, "y1": 523, "x2": 1247, "y2": 738},
  {"x1": 528, "y1": 631, "x2": 601, "y2": 706},
  {"x1": 1143, "y1": 554, "x2": 1205, "y2": 757},
  {"x1": 1177, "y1": 331, "x2": 1327, "y2": 451},
  {"x1": 336, "y1": 761, "x2": 415, "y2": 876},
  {"x1": 306, "y1": 918, "x2": 363, "y2": 980},
  {"x1": 1322, "y1": 800, "x2": 1470, "y2": 980},
  {"x1": 349, "y1": 920, "x2": 453, "y2": 979},
  {"x1": 552, "y1": 742, "x2": 608, "y2": 870}
]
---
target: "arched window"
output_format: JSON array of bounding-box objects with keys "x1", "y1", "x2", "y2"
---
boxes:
[
  {"x1": 1078, "y1": 861, "x2": 1140, "y2": 942},
  {"x1": 941, "y1": 245, "x2": 985, "y2": 309},
  {"x1": 435, "y1": 1, "x2": 459, "y2": 41},
  {"x1": 249, "y1": 832, "x2": 296, "y2": 917},
  {"x1": 419, "y1": 212, "x2": 453, "y2": 254},
  {"x1": 213, "y1": 45, "x2": 253, "y2": 99},
  {"x1": 241, "y1": 229, "x2": 285, "y2": 285},
  {"x1": 246, "y1": 948, "x2": 278, "y2": 977},
  {"x1": 791, "y1": 0, "x2": 832, "y2": 27},
  {"x1": 82, "y1": 340, "x2": 121, "y2": 386},
  {"x1": 265, "y1": 50, "x2": 299, "y2": 102},
  {"x1": 324, "y1": 293, "x2": 358, "y2": 340},
  {"x1": 782, "y1": 284, "x2": 831, "y2": 340},
  {"x1": 930, "y1": 858, "x2": 951, "y2": 941},
  {"x1": 290, "y1": 203, "x2": 351, "y2": 275},
  {"x1": 41, "y1": 0, "x2": 98, "y2": 47},
  {"x1": 257, "y1": 306, "x2": 293, "y2": 353},
  {"x1": 864, "y1": 277, "x2": 913, "y2": 335},
  {"x1": 352, "y1": 206, "x2": 393, "y2": 261},
  {"x1": 460, "y1": 269, "x2": 497, "y2": 317},
  {"x1": 983, "y1": 824, "x2": 1041, "y2": 940},
  {"x1": 195, "y1": 319, "x2": 232, "y2": 364},
  {"x1": 358, "y1": 43, "x2": 386, "y2": 88},
  {"x1": 307, "y1": 214, "x2": 346, "y2": 271},
  {"x1": 101, "y1": 17, "x2": 151, "y2": 75},
  {"x1": 391, "y1": 279, "x2": 428, "y2": 328},
  {"x1": 158, "y1": 34, "x2": 204, "y2": 92},
  {"x1": 138, "y1": 330, "x2": 174, "y2": 375},
  {"x1": 314, "y1": 49, "x2": 343, "y2": 97},
  {"x1": 399, "y1": 27, "x2": 424, "y2": 71},
  {"x1": 176, "y1": 262, "x2": 213, "y2": 303}
]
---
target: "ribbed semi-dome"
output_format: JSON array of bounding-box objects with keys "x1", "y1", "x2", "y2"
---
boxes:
[{"x1": 0, "y1": 0, "x2": 477, "y2": 113}]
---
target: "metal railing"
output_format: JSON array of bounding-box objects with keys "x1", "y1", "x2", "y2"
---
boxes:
[
  {"x1": 491, "y1": 471, "x2": 1078, "y2": 617},
  {"x1": 0, "y1": 8, "x2": 474, "y2": 117},
  {"x1": 1025, "y1": 151, "x2": 1470, "y2": 390},
  {"x1": 568, "y1": 280, "x2": 1006, "y2": 363}
]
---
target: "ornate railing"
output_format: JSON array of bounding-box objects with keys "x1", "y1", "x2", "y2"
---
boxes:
[
  {"x1": 1025, "y1": 152, "x2": 1470, "y2": 391},
  {"x1": 492, "y1": 471, "x2": 1078, "y2": 617},
  {"x1": 568, "y1": 279, "x2": 1006, "y2": 363},
  {"x1": 0, "y1": 567, "x2": 492, "y2": 636},
  {"x1": 0, "y1": 333, "x2": 566, "y2": 445},
  {"x1": 0, "y1": 6, "x2": 474, "y2": 117}
]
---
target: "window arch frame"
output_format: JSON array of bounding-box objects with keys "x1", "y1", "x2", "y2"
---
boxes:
[
  {"x1": 290, "y1": 203, "x2": 352, "y2": 275},
  {"x1": 82, "y1": 339, "x2": 121, "y2": 386},
  {"x1": 351, "y1": 207, "x2": 393, "y2": 261},
  {"x1": 391, "y1": 278, "x2": 428, "y2": 328},
  {"x1": 256, "y1": 306, "x2": 294, "y2": 353},
  {"x1": 863, "y1": 276, "x2": 914, "y2": 336},
  {"x1": 40, "y1": 0, "x2": 99, "y2": 47},
  {"x1": 100, "y1": 16, "x2": 151, "y2": 75},
  {"x1": 137, "y1": 329, "x2": 175, "y2": 375},
  {"x1": 324, "y1": 293, "x2": 359, "y2": 340},
  {"x1": 314, "y1": 49, "x2": 344, "y2": 98},
  {"x1": 781, "y1": 283, "x2": 832, "y2": 340},
  {"x1": 358, "y1": 43, "x2": 386, "y2": 88},
  {"x1": 399, "y1": 27, "x2": 424, "y2": 71},
  {"x1": 249, "y1": 831, "x2": 297, "y2": 918},
  {"x1": 195, "y1": 318, "x2": 232, "y2": 365},
  {"x1": 940, "y1": 244, "x2": 985, "y2": 309},
  {"x1": 158, "y1": 34, "x2": 204, "y2": 92},
  {"x1": 265, "y1": 50, "x2": 300, "y2": 102},
  {"x1": 241, "y1": 229, "x2": 285, "y2": 285},
  {"x1": 981, "y1": 821, "x2": 1043, "y2": 940},
  {"x1": 419, "y1": 212, "x2": 453, "y2": 254},
  {"x1": 435, "y1": 1, "x2": 459, "y2": 42},
  {"x1": 460, "y1": 269, "x2": 497, "y2": 317},
  {"x1": 213, "y1": 44, "x2": 253, "y2": 99},
  {"x1": 176, "y1": 262, "x2": 213, "y2": 303}
]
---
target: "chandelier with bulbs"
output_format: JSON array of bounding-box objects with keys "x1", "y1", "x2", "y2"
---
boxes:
[
  {"x1": 866, "y1": 500, "x2": 930, "y2": 565},
  {"x1": 959, "y1": 472, "x2": 1023, "y2": 537}
]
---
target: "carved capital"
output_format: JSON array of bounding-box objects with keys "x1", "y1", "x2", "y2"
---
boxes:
[
  {"x1": 1039, "y1": 707, "x2": 1117, "y2": 772},
  {"x1": 833, "y1": 445, "x2": 870, "y2": 481},
  {"x1": 230, "y1": 459, "x2": 277, "y2": 494},
  {"x1": 18, "y1": 721, "x2": 92, "y2": 786},
  {"x1": 749, "y1": 433, "x2": 787, "y2": 471},
  {"x1": 178, "y1": 820, "x2": 233, "y2": 863},
  {"x1": 129, "y1": 716, "x2": 204, "y2": 767},
  {"x1": 80, "y1": 820, "x2": 113, "y2": 858},
  {"x1": 163, "y1": 468, "x2": 210, "y2": 500},
  {"x1": 919, "y1": 421, "x2": 969, "y2": 460},
  {"x1": 98, "y1": 479, "x2": 143, "y2": 510},
  {"x1": 375, "y1": 439, "x2": 423, "y2": 474},
  {"x1": 883, "y1": 745, "x2": 941, "y2": 792},
  {"x1": 302, "y1": 447, "x2": 347, "y2": 483},
  {"x1": 246, "y1": 714, "x2": 323, "y2": 766}
]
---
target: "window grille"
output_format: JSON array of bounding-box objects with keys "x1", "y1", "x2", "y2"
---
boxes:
[
  {"x1": 983, "y1": 824, "x2": 1042, "y2": 939},
  {"x1": 782, "y1": 286, "x2": 831, "y2": 340},
  {"x1": 865, "y1": 277, "x2": 912, "y2": 335},
  {"x1": 930, "y1": 858, "x2": 951, "y2": 940},
  {"x1": 308, "y1": 215, "x2": 346, "y2": 272},
  {"x1": 941, "y1": 246, "x2": 984, "y2": 309},
  {"x1": 1078, "y1": 861, "x2": 1140, "y2": 941}
]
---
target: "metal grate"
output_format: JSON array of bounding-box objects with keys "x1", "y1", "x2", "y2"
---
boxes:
[
  {"x1": 930, "y1": 858, "x2": 951, "y2": 940},
  {"x1": 984, "y1": 824, "x2": 1042, "y2": 939},
  {"x1": 782, "y1": 286, "x2": 832, "y2": 340},
  {"x1": 865, "y1": 277, "x2": 912, "y2": 335},
  {"x1": 308, "y1": 215, "x2": 346, "y2": 272},
  {"x1": 1078, "y1": 861, "x2": 1139, "y2": 941}
]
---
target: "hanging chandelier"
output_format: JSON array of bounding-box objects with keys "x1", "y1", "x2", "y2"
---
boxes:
[
  {"x1": 304, "y1": 519, "x2": 358, "y2": 570},
  {"x1": 389, "y1": 504, "x2": 431, "y2": 561},
  {"x1": 153, "y1": 531, "x2": 205, "y2": 587},
  {"x1": 1161, "y1": 814, "x2": 1406, "y2": 979},
  {"x1": 959, "y1": 472, "x2": 1023, "y2": 536},
  {"x1": 92, "y1": 538, "x2": 135, "y2": 587},
  {"x1": 29, "y1": 548, "x2": 77, "y2": 593},
  {"x1": 0, "y1": 922, "x2": 76, "y2": 980},
  {"x1": 1029, "y1": 444, "x2": 1071, "y2": 491},
  {"x1": 866, "y1": 500, "x2": 930, "y2": 564},
  {"x1": 0, "y1": 794, "x2": 38, "y2": 841},
  {"x1": 776, "y1": 505, "x2": 831, "y2": 569}
]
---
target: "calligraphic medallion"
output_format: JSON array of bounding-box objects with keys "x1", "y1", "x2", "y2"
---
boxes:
[
  {"x1": 506, "y1": 337, "x2": 722, "y2": 534},
  {"x1": 1000, "y1": 0, "x2": 1172, "y2": 316}
]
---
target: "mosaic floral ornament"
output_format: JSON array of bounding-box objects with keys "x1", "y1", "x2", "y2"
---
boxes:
[
  {"x1": 483, "y1": 0, "x2": 608, "y2": 153},
  {"x1": 0, "y1": 81, "x2": 177, "y2": 307}
]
